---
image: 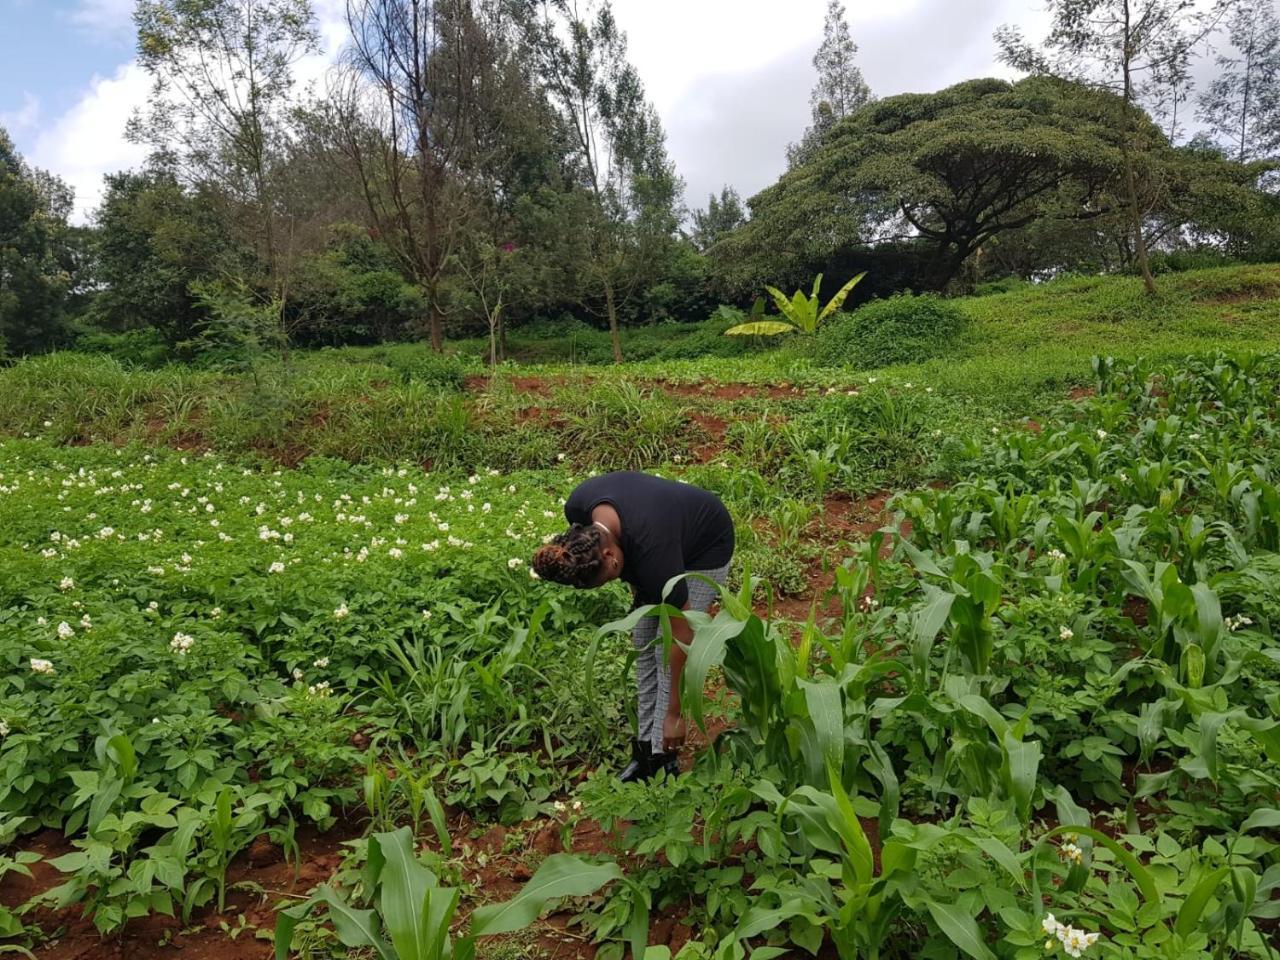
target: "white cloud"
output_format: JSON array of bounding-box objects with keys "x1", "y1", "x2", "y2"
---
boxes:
[
  {"x1": 68, "y1": 0, "x2": 136, "y2": 41},
  {"x1": 29, "y1": 61, "x2": 151, "y2": 223},
  {"x1": 1, "y1": 92, "x2": 40, "y2": 135},
  {"x1": 616, "y1": 0, "x2": 1049, "y2": 208}
]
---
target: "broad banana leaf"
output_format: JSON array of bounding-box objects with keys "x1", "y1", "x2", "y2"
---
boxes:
[
  {"x1": 724, "y1": 321, "x2": 796, "y2": 337},
  {"x1": 818, "y1": 271, "x2": 867, "y2": 322}
]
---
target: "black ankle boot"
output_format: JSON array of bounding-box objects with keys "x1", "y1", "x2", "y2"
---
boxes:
[
  {"x1": 619, "y1": 739, "x2": 652, "y2": 783},
  {"x1": 653, "y1": 750, "x2": 681, "y2": 779}
]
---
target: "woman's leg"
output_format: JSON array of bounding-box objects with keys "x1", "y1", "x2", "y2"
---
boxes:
[
  {"x1": 648, "y1": 565, "x2": 731, "y2": 754},
  {"x1": 631, "y1": 614, "x2": 661, "y2": 749}
]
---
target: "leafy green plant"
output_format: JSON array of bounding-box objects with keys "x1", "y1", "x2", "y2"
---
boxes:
[
  {"x1": 724, "y1": 273, "x2": 866, "y2": 337},
  {"x1": 275, "y1": 827, "x2": 621, "y2": 960}
]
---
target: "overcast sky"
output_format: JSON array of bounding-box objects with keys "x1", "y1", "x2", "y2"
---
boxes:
[{"x1": 0, "y1": 0, "x2": 1243, "y2": 224}]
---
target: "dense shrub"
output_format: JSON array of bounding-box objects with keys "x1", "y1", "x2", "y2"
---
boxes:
[
  {"x1": 808, "y1": 293, "x2": 967, "y2": 368},
  {"x1": 651, "y1": 307, "x2": 779, "y2": 361},
  {"x1": 73, "y1": 328, "x2": 174, "y2": 369},
  {"x1": 379, "y1": 349, "x2": 469, "y2": 390}
]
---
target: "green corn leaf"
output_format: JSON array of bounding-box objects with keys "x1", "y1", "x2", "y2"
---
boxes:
[
  {"x1": 470, "y1": 855, "x2": 622, "y2": 936},
  {"x1": 825, "y1": 762, "x2": 873, "y2": 887},
  {"x1": 1036, "y1": 826, "x2": 1160, "y2": 907},
  {"x1": 1174, "y1": 867, "x2": 1229, "y2": 936},
  {"x1": 925, "y1": 900, "x2": 997, "y2": 960},
  {"x1": 911, "y1": 588, "x2": 955, "y2": 685},
  {"x1": 735, "y1": 898, "x2": 821, "y2": 940},
  {"x1": 625, "y1": 879, "x2": 650, "y2": 959},
  {"x1": 679, "y1": 608, "x2": 750, "y2": 731},
  {"x1": 423, "y1": 786, "x2": 452, "y2": 858},
  {"x1": 969, "y1": 835, "x2": 1026, "y2": 892},
  {"x1": 106, "y1": 733, "x2": 137, "y2": 783},
  {"x1": 799, "y1": 679, "x2": 844, "y2": 779},
  {"x1": 371, "y1": 828, "x2": 448, "y2": 960},
  {"x1": 1002, "y1": 732, "x2": 1042, "y2": 825}
]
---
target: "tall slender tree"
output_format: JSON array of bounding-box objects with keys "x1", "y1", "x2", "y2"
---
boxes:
[
  {"x1": 1147, "y1": 29, "x2": 1196, "y2": 142},
  {"x1": 997, "y1": 0, "x2": 1228, "y2": 295},
  {"x1": 130, "y1": 0, "x2": 320, "y2": 325},
  {"x1": 1198, "y1": 0, "x2": 1280, "y2": 162},
  {"x1": 787, "y1": 0, "x2": 872, "y2": 168},
  {"x1": 335, "y1": 0, "x2": 484, "y2": 352},
  {"x1": 531, "y1": 0, "x2": 681, "y2": 363}
]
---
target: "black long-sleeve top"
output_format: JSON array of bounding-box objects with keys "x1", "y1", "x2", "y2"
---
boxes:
[{"x1": 564, "y1": 471, "x2": 734, "y2": 608}]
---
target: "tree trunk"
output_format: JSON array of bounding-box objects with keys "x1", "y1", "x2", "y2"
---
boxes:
[
  {"x1": 1121, "y1": 142, "x2": 1157, "y2": 295},
  {"x1": 604, "y1": 280, "x2": 623, "y2": 364},
  {"x1": 1121, "y1": 2, "x2": 1157, "y2": 297},
  {"x1": 498, "y1": 313, "x2": 508, "y2": 362},
  {"x1": 428, "y1": 300, "x2": 444, "y2": 353}
]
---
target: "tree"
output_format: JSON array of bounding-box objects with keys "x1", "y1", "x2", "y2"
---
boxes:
[
  {"x1": 130, "y1": 0, "x2": 321, "y2": 350},
  {"x1": 0, "y1": 129, "x2": 76, "y2": 356},
  {"x1": 717, "y1": 78, "x2": 1139, "y2": 296},
  {"x1": 1198, "y1": 0, "x2": 1280, "y2": 162},
  {"x1": 1147, "y1": 29, "x2": 1196, "y2": 143},
  {"x1": 89, "y1": 168, "x2": 237, "y2": 348},
  {"x1": 691, "y1": 186, "x2": 746, "y2": 251},
  {"x1": 531, "y1": 0, "x2": 683, "y2": 363},
  {"x1": 996, "y1": 0, "x2": 1228, "y2": 295},
  {"x1": 787, "y1": 0, "x2": 872, "y2": 168},
  {"x1": 335, "y1": 0, "x2": 515, "y2": 352}
]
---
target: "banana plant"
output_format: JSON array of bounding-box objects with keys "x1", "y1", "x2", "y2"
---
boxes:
[
  {"x1": 724, "y1": 272, "x2": 866, "y2": 337},
  {"x1": 275, "y1": 828, "x2": 621, "y2": 960}
]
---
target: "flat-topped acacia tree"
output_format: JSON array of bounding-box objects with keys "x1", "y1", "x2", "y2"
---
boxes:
[{"x1": 715, "y1": 76, "x2": 1259, "y2": 295}]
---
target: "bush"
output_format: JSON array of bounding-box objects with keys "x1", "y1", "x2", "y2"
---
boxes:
[
  {"x1": 651, "y1": 307, "x2": 778, "y2": 361},
  {"x1": 808, "y1": 293, "x2": 967, "y2": 369},
  {"x1": 371, "y1": 348, "x2": 469, "y2": 390},
  {"x1": 73, "y1": 328, "x2": 174, "y2": 369}
]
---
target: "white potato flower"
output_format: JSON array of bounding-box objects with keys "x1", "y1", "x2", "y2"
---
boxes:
[{"x1": 30, "y1": 658, "x2": 55, "y2": 675}]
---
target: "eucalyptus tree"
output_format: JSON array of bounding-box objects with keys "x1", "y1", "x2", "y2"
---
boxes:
[
  {"x1": 130, "y1": 0, "x2": 320, "y2": 329},
  {"x1": 787, "y1": 0, "x2": 873, "y2": 168},
  {"x1": 530, "y1": 0, "x2": 682, "y2": 363},
  {"x1": 996, "y1": 0, "x2": 1230, "y2": 294},
  {"x1": 691, "y1": 186, "x2": 746, "y2": 252},
  {"x1": 1198, "y1": 0, "x2": 1280, "y2": 163}
]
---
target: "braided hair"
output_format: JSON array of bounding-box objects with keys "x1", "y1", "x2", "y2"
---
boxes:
[{"x1": 532, "y1": 523, "x2": 605, "y2": 588}]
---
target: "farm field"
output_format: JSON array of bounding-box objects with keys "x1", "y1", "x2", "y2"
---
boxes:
[{"x1": 1, "y1": 266, "x2": 1280, "y2": 960}]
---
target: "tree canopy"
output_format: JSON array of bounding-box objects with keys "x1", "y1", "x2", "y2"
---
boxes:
[{"x1": 712, "y1": 75, "x2": 1271, "y2": 296}]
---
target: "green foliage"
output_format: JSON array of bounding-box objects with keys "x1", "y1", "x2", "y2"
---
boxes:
[
  {"x1": 726, "y1": 273, "x2": 865, "y2": 337},
  {"x1": 808, "y1": 292, "x2": 967, "y2": 368},
  {"x1": 86, "y1": 169, "x2": 234, "y2": 349},
  {"x1": 276, "y1": 827, "x2": 620, "y2": 959},
  {"x1": 0, "y1": 130, "x2": 77, "y2": 356},
  {"x1": 716, "y1": 75, "x2": 1274, "y2": 296}
]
